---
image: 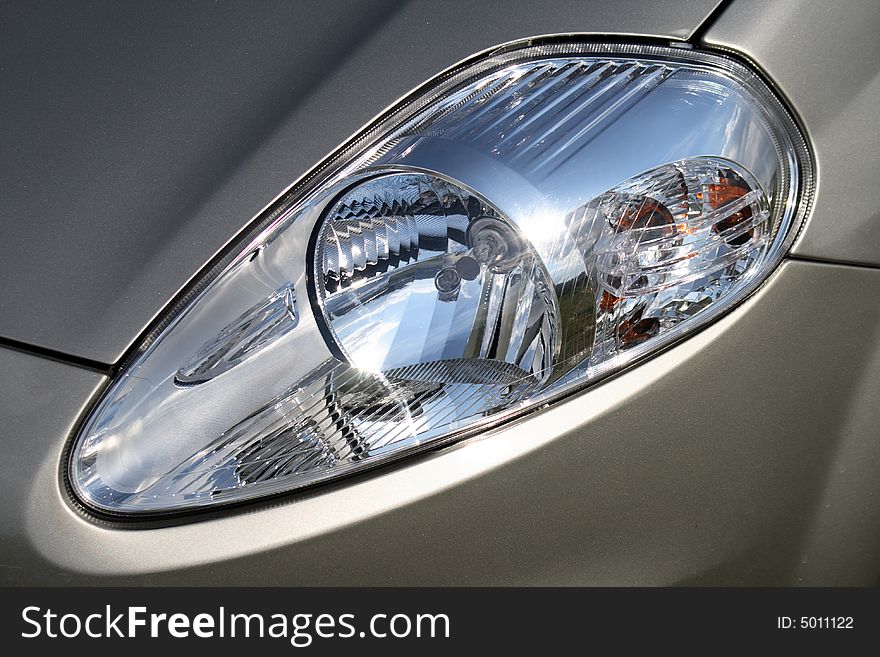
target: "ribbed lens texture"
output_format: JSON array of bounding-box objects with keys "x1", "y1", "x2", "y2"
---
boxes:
[
  {"x1": 69, "y1": 46, "x2": 810, "y2": 514},
  {"x1": 424, "y1": 60, "x2": 673, "y2": 180}
]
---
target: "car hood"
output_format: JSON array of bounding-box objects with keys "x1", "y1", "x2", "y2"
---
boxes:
[{"x1": 0, "y1": 0, "x2": 721, "y2": 363}]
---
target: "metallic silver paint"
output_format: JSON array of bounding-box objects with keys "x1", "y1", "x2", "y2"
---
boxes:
[
  {"x1": 703, "y1": 0, "x2": 880, "y2": 267},
  {"x1": 2, "y1": 261, "x2": 880, "y2": 584},
  {"x1": 0, "y1": 0, "x2": 722, "y2": 364}
]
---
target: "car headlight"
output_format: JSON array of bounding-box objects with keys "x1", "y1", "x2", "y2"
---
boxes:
[{"x1": 69, "y1": 42, "x2": 813, "y2": 515}]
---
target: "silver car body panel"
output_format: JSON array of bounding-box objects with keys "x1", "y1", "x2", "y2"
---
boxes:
[
  {"x1": 704, "y1": 0, "x2": 880, "y2": 267},
  {"x1": 0, "y1": 0, "x2": 722, "y2": 364},
  {"x1": 2, "y1": 260, "x2": 880, "y2": 585}
]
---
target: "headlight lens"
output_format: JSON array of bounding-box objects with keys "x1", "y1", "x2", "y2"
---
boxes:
[{"x1": 70, "y1": 43, "x2": 812, "y2": 515}]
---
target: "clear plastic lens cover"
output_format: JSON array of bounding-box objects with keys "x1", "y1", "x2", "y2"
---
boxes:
[{"x1": 70, "y1": 43, "x2": 812, "y2": 515}]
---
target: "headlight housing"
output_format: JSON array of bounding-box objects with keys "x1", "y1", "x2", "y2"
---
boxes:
[{"x1": 69, "y1": 42, "x2": 813, "y2": 515}]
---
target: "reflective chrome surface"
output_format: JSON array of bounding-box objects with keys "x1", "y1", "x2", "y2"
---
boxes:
[{"x1": 69, "y1": 43, "x2": 812, "y2": 515}]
